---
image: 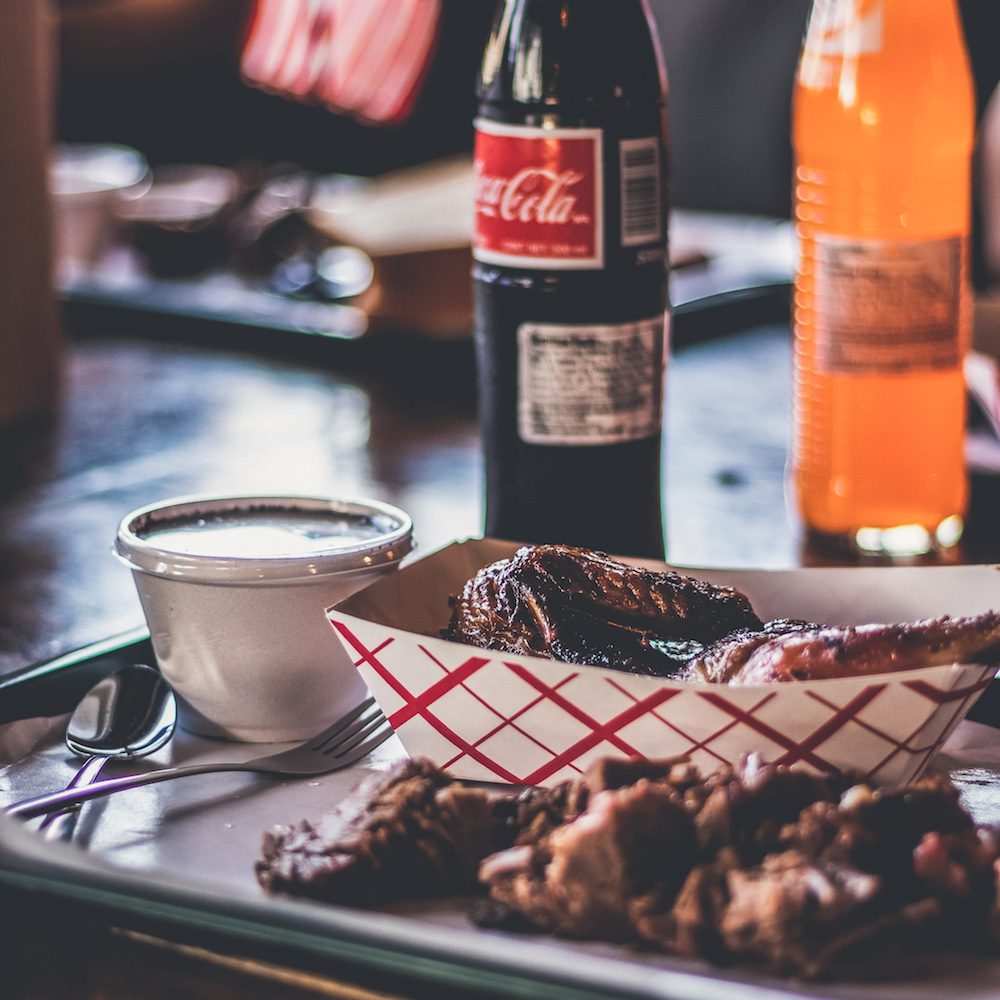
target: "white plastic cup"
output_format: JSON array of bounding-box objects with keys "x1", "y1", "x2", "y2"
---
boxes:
[{"x1": 114, "y1": 494, "x2": 413, "y2": 742}]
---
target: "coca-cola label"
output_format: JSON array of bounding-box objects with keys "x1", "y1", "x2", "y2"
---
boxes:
[{"x1": 474, "y1": 119, "x2": 604, "y2": 269}]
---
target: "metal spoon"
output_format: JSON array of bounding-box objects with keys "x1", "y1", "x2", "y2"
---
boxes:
[{"x1": 40, "y1": 663, "x2": 177, "y2": 841}]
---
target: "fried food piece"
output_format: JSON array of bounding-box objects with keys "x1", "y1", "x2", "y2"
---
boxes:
[
  {"x1": 443, "y1": 544, "x2": 763, "y2": 676},
  {"x1": 689, "y1": 612, "x2": 1000, "y2": 685}
]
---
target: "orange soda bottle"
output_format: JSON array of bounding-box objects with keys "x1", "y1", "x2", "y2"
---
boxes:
[{"x1": 792, "y1": 0, "x2": 975, "y2": 557}]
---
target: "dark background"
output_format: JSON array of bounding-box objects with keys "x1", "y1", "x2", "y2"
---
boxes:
[{"x1": 55, "y1": 0, "x2": 1000, "y2": 225}]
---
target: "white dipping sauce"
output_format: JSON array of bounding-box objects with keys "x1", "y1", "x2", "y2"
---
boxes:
[
  {"x1": 118, "y1": 494, "x2": 412, "y2": 585},
  {"x1": 141, "y1": 509, "x2": 387, "y2": 558}
]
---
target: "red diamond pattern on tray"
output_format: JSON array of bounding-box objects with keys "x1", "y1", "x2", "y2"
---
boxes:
[{"x1": 328, "y1": 612, "x2": 995, "y2": 787}]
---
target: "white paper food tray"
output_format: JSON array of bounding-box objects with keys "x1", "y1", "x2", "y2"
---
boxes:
[{"x1": 327, "y1": 539, "x2": 1000, "y2": 787}]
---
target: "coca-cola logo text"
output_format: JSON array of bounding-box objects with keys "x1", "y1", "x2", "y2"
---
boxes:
[
  {"x1": 473, "y1": 123, "x2": 602, "y2": 268},
  {"x1": 475, "y1": 163, "x2": 591, "y2": 227}
]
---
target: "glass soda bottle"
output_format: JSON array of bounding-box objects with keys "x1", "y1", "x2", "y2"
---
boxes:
[
  {"x1": 792, "y1": 0, "x2": 975, "y2": 557},
  {"x1": 473, "y1": 0, "x2": 669, "y2": 559}
]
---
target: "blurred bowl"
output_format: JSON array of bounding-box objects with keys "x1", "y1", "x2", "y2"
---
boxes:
[
  {"x1": 50, "y1": 143, "x2": 149, "y2": 279},
  {"x1": 114, "y1": 164, "x2": 241, "y2": 277}
]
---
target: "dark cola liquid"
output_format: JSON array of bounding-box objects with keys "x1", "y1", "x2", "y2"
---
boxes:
[{"x1": 473, "y1": 0, "x2": 669, "y2": 559}]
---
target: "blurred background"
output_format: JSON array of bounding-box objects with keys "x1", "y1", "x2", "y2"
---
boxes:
[
  {"x1": 44, "y1": 0, "x2": 1000, "y2": 337},
  {"x1": 53, "y1": 0, "x2": 1000, "y2": 214},
  {"x1": 6, "y1": 0, "x2": 1000, "y2": 670}
]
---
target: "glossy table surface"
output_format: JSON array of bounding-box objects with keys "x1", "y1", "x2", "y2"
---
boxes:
[
  {"x1": 0, "y1": 294, "x2": 808, "y2": 679},
  {"x1": 3, "y1": 273, "x2": 1000, "y2": 998}
]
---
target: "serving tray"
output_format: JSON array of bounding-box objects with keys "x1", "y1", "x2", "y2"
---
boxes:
[{"x1": 4, "y1": 632, "x2": 1000, "y2": 1000}]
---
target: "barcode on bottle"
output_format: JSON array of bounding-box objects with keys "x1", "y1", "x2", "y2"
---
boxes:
[{"x1": 620, "y1": 137, "x2": 662, "y2": 247}]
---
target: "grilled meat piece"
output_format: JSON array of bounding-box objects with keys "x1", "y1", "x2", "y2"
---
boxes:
[
  {"x1": 443, "y1": 544, "x2": 763, "y2": 676},
  {"x1": 492, "y1": 782, "x2": 574, "y2": 852},
  {"x1": 476, "y1": 758, "x2": 1000, "y2": 977},
  {"x1": 479, "y1": 778, "x2": 698, "y2": 941},
  {"x1": 257, "y1": 755, "x2": 690, "y2": 910},
  {"x1": 699, "y1": 775, "x2": 999, "y2": 978},
  {"x1": 258, "y1": 754, "x2": 1000, "y2": 979},
  {"x1": 652, "y1": 841, "x2": 966, "y2": 980},
  {"x1": 691, "y1": 756, "x2": 853, "y2": 865},
  {"x1": 714, "y1": 850, "x2": 887, "y2": 978},
  {"x1": 257, "y1": 759, "x2": 512, "y2": 905},
  {"x1": 443, "y1": 544, "x2": 1000, "y2": 687},
  {"x1": 634, "y1": 848, "x2": 738, "y2": 963},
  {"x1": 477, "y1": 756, "x2": 844, "y2": 943},
  {"x1": 696, "y1": 612, "x2": 1000, "y2": 685},
  {"x1": 686, "y1": 618, "x2": 821, "y2": 683},
  {"x1": 634, "y1": 768, "x2": 1000, "y2": 978},
  {"x1": 784, "y1": 775, "x2": 976, "y2": 891},
  {"x1": 564, "y1": 753, "x2": 699, "y2": 818}
]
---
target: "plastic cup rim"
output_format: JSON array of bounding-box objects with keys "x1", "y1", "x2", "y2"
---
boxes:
[{"x1": 113, "y1": 492, "x2": 413, "y2": 585}]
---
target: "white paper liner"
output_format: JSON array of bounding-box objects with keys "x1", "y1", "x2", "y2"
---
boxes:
[{"x1": 326, "y1": 540, "x2": 1000, "y2": 787}]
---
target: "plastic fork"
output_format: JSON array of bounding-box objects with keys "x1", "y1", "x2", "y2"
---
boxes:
[{"x1": 8, "y1": 697, "x2": 392, "y2": 821}]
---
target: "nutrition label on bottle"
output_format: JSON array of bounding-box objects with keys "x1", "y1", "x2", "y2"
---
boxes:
[
  {"x1": 814, "y1": 235, "x2": 964, "y2": 374},
  {"x1": 517, "y1": 317, "x2": 665, "y2": 445}
]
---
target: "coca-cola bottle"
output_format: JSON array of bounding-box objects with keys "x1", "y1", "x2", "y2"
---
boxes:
[{"x1": 473, "y1": 0, "x2": 669, "y2": 559}]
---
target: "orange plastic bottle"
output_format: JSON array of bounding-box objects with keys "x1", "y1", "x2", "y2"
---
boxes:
[{"x1": 792, "y1": 0, "x2": 975, "y2": 556}]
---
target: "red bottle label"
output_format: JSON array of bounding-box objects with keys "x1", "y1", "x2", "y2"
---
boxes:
[{"x1": 473, "y1": 120, "x2": 604, "y2": 269}]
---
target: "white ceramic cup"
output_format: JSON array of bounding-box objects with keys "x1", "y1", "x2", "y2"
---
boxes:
[{"x1": 114, "y1": 494, "x2": 413, "y2": 742}]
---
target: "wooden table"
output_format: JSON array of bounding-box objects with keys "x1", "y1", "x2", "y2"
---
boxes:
[{"x1": 2, "y1": 280, "x2": 999, "y2": 998}]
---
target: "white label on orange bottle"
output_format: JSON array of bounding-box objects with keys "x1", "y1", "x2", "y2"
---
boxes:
[
  {"x1": 517, "y1": 316, "x2": 665, "y2": 445},
  {"x1": 803, "y1": 0, "x2": 883, "y2": 57},
  {"x1": 814, "y1": 235, "x2": 963, "y2": 374}
]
